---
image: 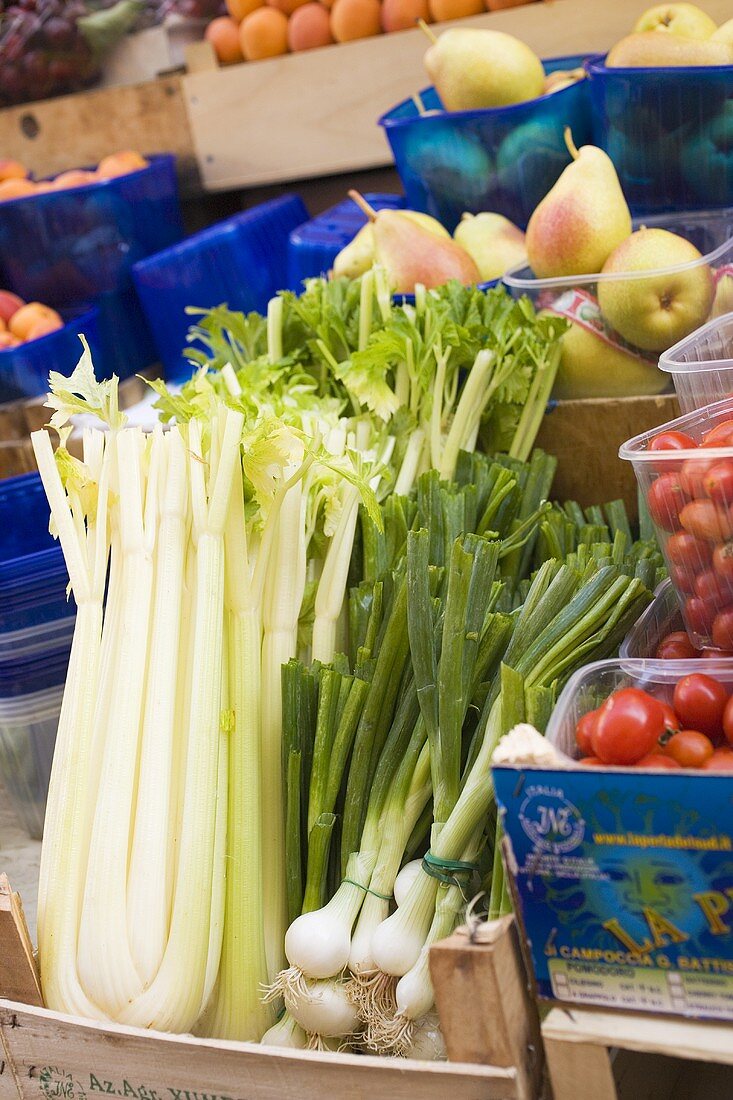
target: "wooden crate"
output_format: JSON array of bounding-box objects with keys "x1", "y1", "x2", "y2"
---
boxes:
[
  {"x1": 0, "y1": 887, "x2": 541, "y2": 1100},
  {"x1": 542, "y1": 1006, "x2": 733, "y2": 1100}
]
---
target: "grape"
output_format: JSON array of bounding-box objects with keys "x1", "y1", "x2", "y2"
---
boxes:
[{"x1": 0, "y1": 0, "x2": 100, "y2": 105}]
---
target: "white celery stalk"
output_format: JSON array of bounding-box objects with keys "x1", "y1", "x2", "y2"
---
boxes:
[
  {"x1": 126, "y1": 428, "x2": 189, "y2": 986},
  {"x1": 311, "y1": 484, "x2": 360, "y2": 664}
]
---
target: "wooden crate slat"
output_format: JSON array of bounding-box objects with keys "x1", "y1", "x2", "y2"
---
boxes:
[{"x1": 0, "y1": 1001, "x2": 521, "y2": 1100}]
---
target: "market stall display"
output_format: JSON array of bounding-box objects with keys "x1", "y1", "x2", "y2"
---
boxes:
[{"x1": 1, "y1": 0, "x2": 733, "y2": 1096}]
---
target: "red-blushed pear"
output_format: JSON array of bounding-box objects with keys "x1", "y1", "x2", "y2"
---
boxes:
[
  {"x1": 597, "y1": 228, "x2": 715, "y2": 352},
  {"x1": 348, "y1": 191, "x2": 479, "y2": 294},
  {"x1": 333, "y1": 209, "x2": 449, "y2": 280},
  {"x1": 633, "y1": 3, "x2": 718, "y2": 39},
  {"x1": 525, "y1": 129, "x2": 632, "y2": 279}
]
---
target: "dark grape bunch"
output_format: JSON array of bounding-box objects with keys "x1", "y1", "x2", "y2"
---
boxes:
[{"x1": 0, "y1": 0, "x2": 100, "y2": 106}]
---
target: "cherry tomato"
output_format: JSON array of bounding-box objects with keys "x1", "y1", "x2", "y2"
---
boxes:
[
  {"x1": 694, "y1": 569, "x2": 733, "y2": 605},
  {"x1": 647, "y1": 474, "x2": 688, "y2": 531},
  {"x1": 713, "y1": 541, "x2": 733, "y2": 584},
  {"x1": 670, "y1": 562, "x2": 697, "y2": 595},
  {"x1": 649, "y1": 430, "x2": 696, "y2": 472},
  {"x1": 578, "y1": 756, "x2": 604, "y2": 767},
  {"x1": 664, "y1": 729, "x2": 714, "y2": 768},
  {"x1": 667, "y1": 530, "x2": 712, "y2": 572},
  {"x1": 655, "y1": 632, "x2": 698, "y2": 661},
  {"x1": 701, "y1": 648, "x2": 733, "y2": 658},
  {"x1": 684, "y1": 596, "x2": 715, "y2": 637},
  {"x1": 593, "y1": 688, "x2": 666, "y2": 765},
  {"x1": 701, "y1": 420, "x2": 733, "y2": 448},
  {"x1": 703, "y1": 460, "x2": 733, "y2": 507},
  {"x1": 575, "y1": 709, "x2": 598, "y2": 756},
  {"x1": 635, "y1": 753, "x2": 682, "y2": 769},
  {"x1": 661, "y1": 701, "x2": 682, "y2": 732},
  {"x1": 722, "y1": 695, "x2": 733, "y2": 747},
  {"x1": 679, "y1": 499, "x2": 733, "y2": 543},
  {"x1": 712, "y1": 608, "x2": 733, "y2": 651},
  {"x1": 702, "y1": 749, "x2": 733, "y2": 771},
  {"x1": 680, "y1": 456, "x2": 716, "y2": 497},
  {"x1": 673, "y1": 673, "x2": 729, "y2": 740}
]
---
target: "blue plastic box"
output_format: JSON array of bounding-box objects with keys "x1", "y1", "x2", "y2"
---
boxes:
[
  {"x1": 586, "y1": 54, "x2": 733, "y2": 213},
  {"x1": 379, "y1": 55, "x2": 593, "y2": 232},
  {"x1": 0, "y1": 307, "x2": 99, "y2": 405},
  {"x1": 133, "y1": 194, "x2": 309, "y2": 381},
  {"x1": 287, "y1": 193, "x2": 405, "y2": 288}
]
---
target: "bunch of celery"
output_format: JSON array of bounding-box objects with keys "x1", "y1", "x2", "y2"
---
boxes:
[{"x1": 269, "y1": 450, "x2": 661, "y2": 1053}]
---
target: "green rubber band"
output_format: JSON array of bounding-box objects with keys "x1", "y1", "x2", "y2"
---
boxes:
[
  {"x1": 342, "y1": 878, "x2": 392, "y2": 902},
  {"x1": 422, "y1": 851, "x2": 479, "y2": 888}
]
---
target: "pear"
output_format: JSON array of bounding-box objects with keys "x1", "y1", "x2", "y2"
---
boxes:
[
  {"x1": 348, "y1": 191, "x2": 479, "y2": 293},
  {"x1": 607, "y1": 31, "x2": 733, "y2": 66},
  {"x1": 543, "y1": 67, "x2": 586, "y2": 94},
  {"x1": 543, "y1": 311, "x2": 668, "y2": 400},
  {"x1": 598, "y1": 228, "x2": 714, "y2": 352},
  {"x1": 525, "y1": 129, "x2": 632, "y2": 279},
  {"x1": 712, "y1": 17, "x2": 733, "y2": 46},
  {"x1": 633, "y1": 3, "x2": 718, "y2": 39},
  {"x1": 453, "y1": 212, "x2": 526, "y2": 281},
  {"x1": 420, "y1": 22, "x2": 544, "y2": 112},
  {"x1": 333, "y1": 211, "x2": 449, "y2": 279},
  {"x1": 711, "y1": 274, "x2": 733, "y2": 319}
]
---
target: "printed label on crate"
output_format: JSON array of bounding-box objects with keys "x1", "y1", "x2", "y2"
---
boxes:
[
  {"x1": 37, "y1": 1068, "x2": 236, "y2": 1100},
  {"x1": 539, "y1": 288, "x2": 657, "y2": 365},
  {"x1": 493, "y1": 767, "x2": 733, "y2": 1021}
]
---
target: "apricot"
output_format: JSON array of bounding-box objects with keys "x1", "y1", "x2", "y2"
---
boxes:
[
  {"x1": 428, "y1": 0, "x2": 482, "y2": 18},
  {"x1": 225, "y1": 0, "x2": 263, "y2": 20},
  {"x1": 205, "y1": 15, "x2": 245, "y2": 62},
  {"x1": 288, "y1": 2, "x2": 334, "y2": 48},
  {"x1": 0, "y1": 178, "x2": 36, "y2": 201},
  {"x1": 239, "y1": 7, "x2": 289, "y2": 58},
  {"x1": 267, "y1": 0, "x2": 309, "y2": 14},
  {"x1": 381, "y1": 0, "x2": 429, "y2": 31},
  {"x1": 96, "y1": 151, "x2": 149, "y2": 179},
  {"x1": 0, "y1": 159, "x2": 28, "y2": 182},
  {"x1": 0, "y1": 332, "x2": 20, "y2": 349},
  {"x1": 330, "y1": 0, "x2": 381, "y2": 41},
  {"x1": 0, "y1": 291, "x2": 25, "y2": 325},
  {"x1": 10, "y1": 303, "x2": 63, "y2": 341},
  {"x1": 51, "y1": 170, "x2": 97, "y2": 190},
  {"x1": 26, "y1": 316, "x2": 64, "y2": 341}
]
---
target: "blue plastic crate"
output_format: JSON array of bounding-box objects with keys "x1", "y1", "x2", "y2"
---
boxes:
[
  {"x1": 379, "y1": 55, "x2": 593, "y2": 232},
  {"x1": 0, "y1": 307, "x2": 99, "y2": 405},
  {"x1": 133, "y1": 194, "x2": 309, "y2": 382},
  {"x1": 586, "y1": 53, "x2": 733, "y2": 214},
  {"x1": 287, "y1": 193, "x2": 405, "y2": 289}
]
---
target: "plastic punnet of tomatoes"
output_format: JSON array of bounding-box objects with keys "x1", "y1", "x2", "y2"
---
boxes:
[
  {"x1": 621, "y1": 396, "x2": 733, "y2": 652},
  {"x1": 546, "y1": 658, "x2": 733, "y2": 772}
]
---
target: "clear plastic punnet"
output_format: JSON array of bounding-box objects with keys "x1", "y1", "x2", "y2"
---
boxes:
[
  {"x1": 659, "y1": 311, "x2": 733, "y2": 415},
  {"x1": 619, "y1": 578, "x2": 683, "y2": 660},
  {"x1": 0, "y1": 683, "x2": 63, "y2": 838},
  {"x1": 621, "y1": 396, "x2": 733, "y2": 650}
]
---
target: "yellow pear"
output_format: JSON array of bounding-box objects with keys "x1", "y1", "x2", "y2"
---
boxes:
[
  {"x1": 598, "y1": 228, "x2": 714, "y2": 352},
  {"x1": 711, "y1": 274, "x2": 733, "y2": 319},
  {"x1": 420, "y1": 22, "x2": 545, "y2": 111},
  {"x1": 333, "y1": 210, "x2": 449, "y2": 279},
  {"x1": 633, "y1": 3, "x2": 718, "y2": 39},
  {"x1": 453, "y1": 213, "x2": 526, "y2": 281},
  {"x1": 348, "y1": 192, "x2": 479, "y2": 294},
  {"x1": 546, "y1": 313, "x2": 668, "y2": 400},
  {"x1": 712, "y1": 17, "x2": 733, "y2": 46},
  {"x1": 607, "y1": 31, "x2": 733, "y2": 65},
  {"x1": 525, "y1": 129, "x2": 632, "y2": 279}
]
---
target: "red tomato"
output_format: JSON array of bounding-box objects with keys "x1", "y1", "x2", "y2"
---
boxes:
[
  {"x1": 575, "y1": 710, "x2": 598, "y2": 756},
  {"x1": 593, "y1": 688, "x2": 666, "y2": 765},
  {"x1": 703, "y1": 460, "x2": 733, "y2": 507},
  {"x1": 701, "y1": 647, "x2": 733, "y2": 658},
  {"x1": 661, "y1": 701, "x2": 682, "y2": 732},
  {"x1": 701, "y1": 420, "x2": 733, "y2": 448},
  {"x1": 635, "y1": 753, "x2": 682, "y2": 769},
  {"x1": 679, "y1": 499, "x2": 733, "y2": 543},
  {"x1": 702, "y1": 749, "x2": 733, "y2": 771},
  {"x1": 694, "y1": 570, "x2": 733, "y2": 605},
  {"x1": 647, "y1": 474, "x2": 688, "y2": 531},
  {"x1": 649, "y1": 431, "x2": 697, "y2": 472},
  {"x1": 670, "y1": 562, "x2": 697, "y2": 595},
  {"x1": 713, "y1": 541, "x2": 733, "y2": 584},
  {"x1": 712, "y1": 608, "x2": 733, "y2": 650},
  {"x1": 667, "y1": 531, "x2": 712, "y2": 571},
  {"x1": 673, "y1": 673, "x2": 729, "y2": 740},
  {"x1": 680, "y1": 456, "x2": 716, "y2": 497},
  {"x1": 655, "y1": 632, "x2": 698, "y2": 660},
  {"x1": 578, "y1": 756, "x2": 604, "y2": 767},
  {"x1": 664, "y1": 729, "x2": 714, "y2": 768},
  {"x1": 721, "y1": 695, "x2": 733, "y2": 748},
  {"x1": 684, "y1": 596, "x2": 715, "y2": 637}
]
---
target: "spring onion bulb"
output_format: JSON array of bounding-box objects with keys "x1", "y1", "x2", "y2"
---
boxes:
[
  {"x1": 284, "y1": 978, "x2": 360, "y2": 1038},
  {"x1": 394, "y1": 861, "x2": 422, "y2": 908},
  {"x1": 261, "y1": 1013, "x2": 308, "y2": 1049}
]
